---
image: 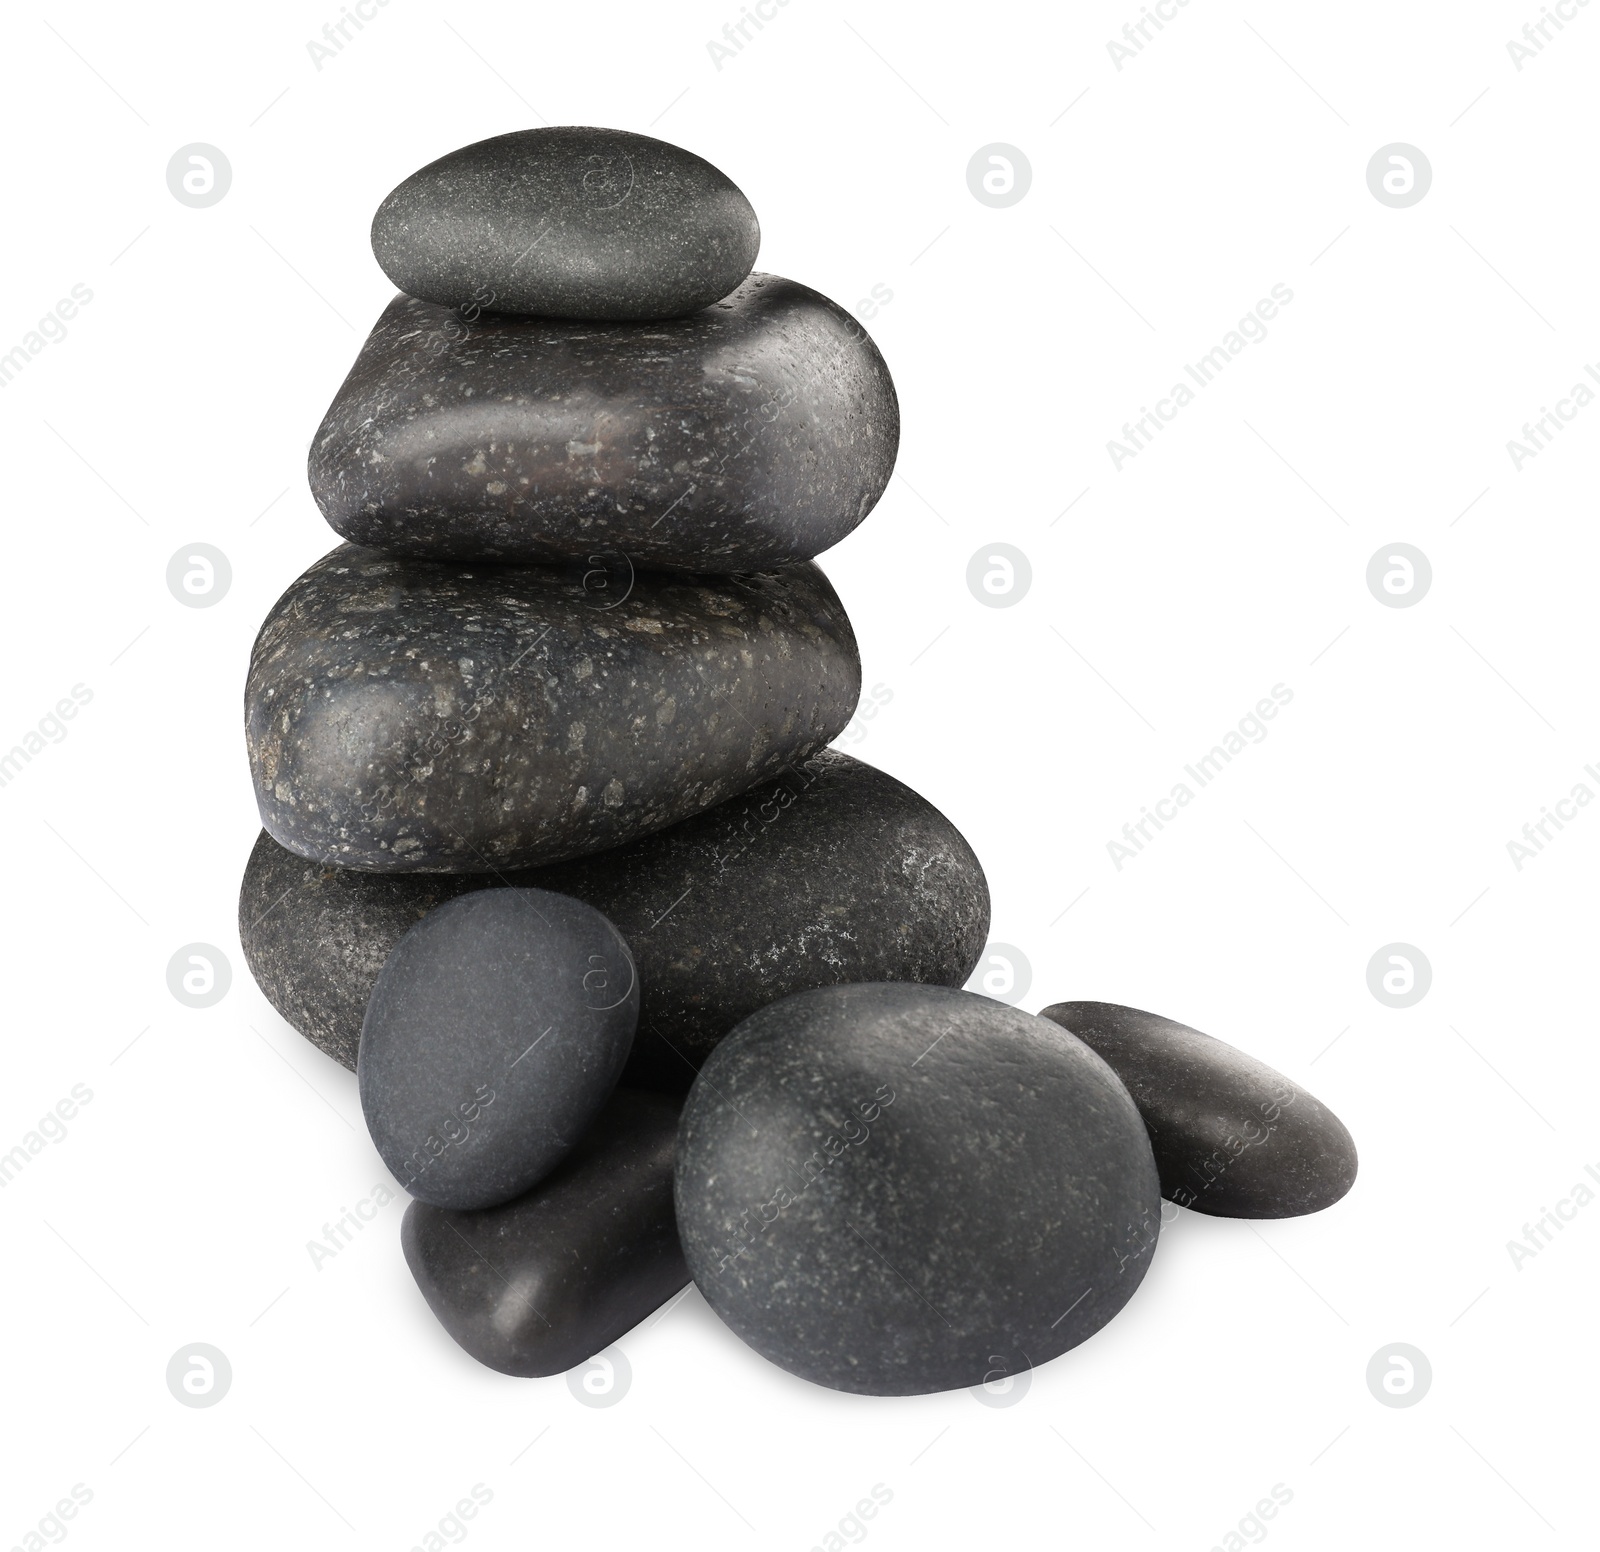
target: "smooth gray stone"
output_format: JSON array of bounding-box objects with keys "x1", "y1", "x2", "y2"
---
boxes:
[
  {"x1": 307, "y1": 278, "x2": 898, "y2": 572},
  {"x1": 371, "y1": 127, "x2": 759, "y2": 320},
  {"x1": 675, "y1": 984, "x2": 1161, "y2": 1397},
  {"x1": 244, "y1": 543, "x2": 859, "y2": 873},
  {"x1": 403, "y1": 1089, "x2": 687, "y2": 1377},
  {"x1": 1037, "y1": 1002, "x2": 1358, "y2": 1218},
  {"x1": 237, "y1": 750, "x2": 989, "y2": 1087},
  {"x1": 359, "y1": 888, "x2": 638, "y2": 1210}
]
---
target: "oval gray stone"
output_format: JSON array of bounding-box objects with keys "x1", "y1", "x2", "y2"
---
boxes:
[
  {"x1": 675, "y1": 984, "x2": 1161, "y2": 1396},
  {"x1": 237, "y1": 750, "x2": 989, "y2": 1086},
  {"x1": 359, "y1": 888, "x2": 638, "y2": 1209},
  {"x1": 371, "y1": 127, "x2": 760, "y2": 321},
  {"x1": 403, "y1": 1089, "x2": 687, "y2": 1377},
  {"x1": 307, "y1": 278, "x2": 898, "y2": 572},
  {"x1": 1037, "y1": 1002, "x2": 1358, "y2": 1218},
  {"x1": 244, "y1": 543, "x2": 860, "y2": 873}
]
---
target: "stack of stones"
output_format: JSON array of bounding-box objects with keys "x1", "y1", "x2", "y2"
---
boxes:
[{"x1": 241, "y1": 128, "x2": 1359, "y2": 1397}]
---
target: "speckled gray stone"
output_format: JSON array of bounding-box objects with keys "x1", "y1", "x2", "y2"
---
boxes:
[
  {"x1": 1037, "y1": 1002, "x2": 1358, "y2": 1218},
  {"x1": 239, "y1": 828, "x2": 481, "y2": 1069},
  {"x1": 359, "y1": 888, "x2": 638, "y2": 1209},
  {"x1": 371, "y1": 127, "x2": 759, "y2": 321},
  {"x1": 403, "y1": 1088, "x2": 686, "y2": 1377},
  {"x1": 536, "y1": 750, "x2": 989, "y2": 1090},
  {"x1": 237, "y1": 751, "x2": 989, "y2": 1086},
  {"x1": 675, "y1": 984, "x2": 1161, "y2": 1396},
  {"x1": 244, "y1": 543, "x2": 860, "y2": 873},
  {"x1": 307, "y1": 278, "x2": 899, "y2": 572}
]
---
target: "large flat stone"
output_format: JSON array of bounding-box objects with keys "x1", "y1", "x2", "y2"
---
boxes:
[
  {"x1": 307, "y1": 278, "x2": 898, "y2": 572},
  {"x1": 244, "y1": 543, "x2": 860, "y2": 872},
  {"x1": 239, "y1": 751, "x2": 989, "y2": 1087}
]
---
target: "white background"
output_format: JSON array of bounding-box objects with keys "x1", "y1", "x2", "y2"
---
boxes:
[{"x1": 2, "y1": 1, "x2": 1596, "y2": 1547}]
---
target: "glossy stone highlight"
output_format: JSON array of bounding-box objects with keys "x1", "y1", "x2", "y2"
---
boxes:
[{"x1": 403, "y1": 1089, "x2": 687, "y2": 1376}]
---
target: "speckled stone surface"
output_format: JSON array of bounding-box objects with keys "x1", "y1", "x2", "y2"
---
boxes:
[
  {"x1": 307, "y1": 278, "x2": 899, "y2": 572},
  {"x1": 244, "y1": 543, "x2": 860, "y2": 873},
  {"x1": 675, "y1": 983, "x2": 1161, "y2": 1396},
  {"x1": 240, "y1": 829, "x2": 501, "y2": 1069},
  {"x1": 359, "y1": 889, "x2": 638, "y2": 1210},
  {"x1": 403, "y1": 1089, "x2": 686, "y2": 1377},
  {"x1": 238, "y1": 751, "x2": 989, "y2": 1084},
  {"x1": 371, "y1": 127, "x2": 759, "y2": 321},
  {"x1": 537, "y1": 750, "x2": 989, "y2": 1090},
  {"x1": 1037, "y1": 1002, "x2": 1358, "y2": 1218}
]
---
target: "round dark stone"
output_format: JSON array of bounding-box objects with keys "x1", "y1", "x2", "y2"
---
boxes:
[
  {"x1": 402, "y1": 1089, "x2": 686, "y2": 1377},
  {"x1": 1037, "y1": 1002, "x2": 1358, "y2": 1218},
  {"x1": 371, "y1": 127, "x2": 760, "y2": 321},
  {"x1": 358, "y1": 888, "x2": 638, "y2": 1209},
  {"x1": 244, "y1": 543, "x2": 860, "y2": 873},
  {"x1": 675, "y1": 983, "x2": 1161, "y2": 1396},
  {"x1": 237, "y1": 750, "x2": 989, "y2": 1085},
  {"x1": 307, "y1": 277, "x2": 898, "y2": 572}
]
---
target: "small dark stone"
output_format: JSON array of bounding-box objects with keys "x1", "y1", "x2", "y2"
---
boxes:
[
  {"x1": 238, "y1": 751, "x2": 989, "y2": 1084},
  {"x1": 675, "y1": 984, "x2": 1161, "y2": 1397},
  {"x1": 358, "y1": 888, "x2": 638, "y2": 1210},
  {"x1": 1037, "y1": 1002, "x2": 1358, "y2": 1218},
  {"x1": 307, "y1": 279, "x2": 898, "y2": 572},
  {"x1": 403, "y1": 1089, "x2": 686, "y2": 1377},
  {"x1": 244, "y1": 543, "x2": 859, "y2": 873},
  {"x1": 371, "y1": 127, "x2": 760, "y2": 321}
]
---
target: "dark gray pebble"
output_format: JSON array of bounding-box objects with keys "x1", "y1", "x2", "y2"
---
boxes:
[
  {"x1": 1037, "y1": 1002, "x2": 1358, "y2": 1218},
  {"x1": 675, "y1": 984, "x2": 1161, "y2": 1396},
  {"x1": 307, "y1": 277, "x2": 898, "y2": 572},
  {"x1": 358, "y1": 888, "x2": 638, "y2": 1209},
  {"x1": 403, "y1": 1089, "x2": 687, "y2": 1376},
  {"x1": 371, "y1": 127, "x2": 759, "y2": 321},
  {"x1": 244, "y1": 543, "x2": 859, "y2": 873},
  {"x1": 238, "y1": 750, "x2": 989, "y2": 1087}
]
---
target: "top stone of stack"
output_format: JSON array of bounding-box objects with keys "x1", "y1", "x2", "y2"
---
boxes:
[{"x1": 371, "y1": 126, "x2": 761, "y2": 321}]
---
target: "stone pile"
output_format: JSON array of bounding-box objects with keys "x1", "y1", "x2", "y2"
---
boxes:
[{"x1": 240, "y1": 127, "x2": 1356, "y2": 1394}]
